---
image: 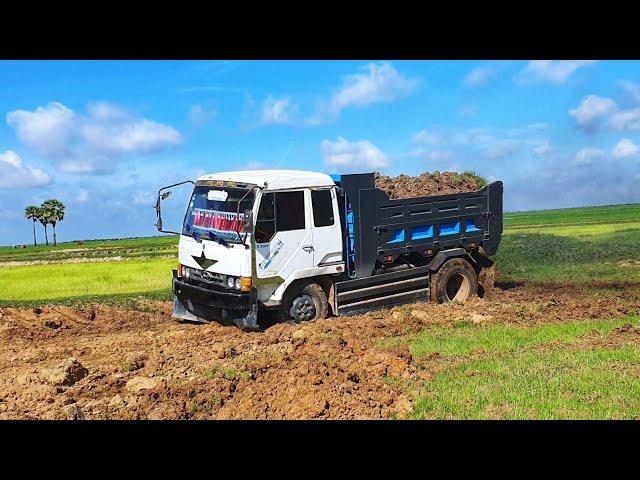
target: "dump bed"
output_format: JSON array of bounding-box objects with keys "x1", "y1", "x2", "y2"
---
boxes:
[
  {"x1": 372, "y1": 181, "x2": 503, "y2": 256},
  {"x1": 334, "y1": 173, "x2": 503, "y2": 279}
]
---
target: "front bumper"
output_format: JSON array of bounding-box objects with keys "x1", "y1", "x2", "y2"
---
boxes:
[{"x1": 172, "y1": 274, "x2": 258, "y2": 330}]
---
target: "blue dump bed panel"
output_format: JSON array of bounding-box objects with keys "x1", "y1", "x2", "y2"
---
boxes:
[{"x1": 371, "y1": 181, "x2": 503, "y2": 259}]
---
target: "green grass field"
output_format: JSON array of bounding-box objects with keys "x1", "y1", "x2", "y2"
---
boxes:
[
  {"x1": 0, "y1": 258, "x2": 175, "y2": 306},
  {"x1": 0, "y1": 237, "x2": 178, "y2": 307},
  {"x1": 1, "y1": 203, "x2": 639, "y2": 304},
  {"x1": 405, "y1": 317, "x2": 640, "y2": 419},
  {"x1": 496, "y1": 203, "x2": 640, "y2": 282},
  {"x1": 0, "y1": 235, "x2": 177, "y2": 263}
]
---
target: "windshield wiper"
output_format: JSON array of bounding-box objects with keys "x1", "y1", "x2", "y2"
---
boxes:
[
  {"x1": 190, "y1": 229, "x2": 230, "y2": 247},
  {"x1": 206, "y1": 231, "x2": 230, "y2": 246}
]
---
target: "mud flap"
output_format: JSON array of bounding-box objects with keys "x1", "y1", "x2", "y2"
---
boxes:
[
  {"x1": 172, "y1": 294, "x2": 260, "y2": 331},
  {"x1": 172, "y1": 295, "x2": 208, "y2": 323},
  {"x1": 231, "y1": 304, "x2": 259, "y2": 331}
]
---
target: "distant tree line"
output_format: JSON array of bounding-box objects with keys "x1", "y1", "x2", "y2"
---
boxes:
[{"x1": 24, "y1": 200, "x2": 66, "y2": 247}]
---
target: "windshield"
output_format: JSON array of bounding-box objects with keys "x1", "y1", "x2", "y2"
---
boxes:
[{"x1": 182, "y1": 185, "x2": 256, "y2": 243}]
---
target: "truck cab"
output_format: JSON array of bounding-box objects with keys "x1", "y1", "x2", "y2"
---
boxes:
[{"x1": 156, "y1": 169, "x2": 503, "y2": 330}]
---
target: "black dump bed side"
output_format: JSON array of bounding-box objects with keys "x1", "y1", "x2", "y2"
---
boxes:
[{"x1": 335, "y1": 173, "x2": 503, "y2": 279}]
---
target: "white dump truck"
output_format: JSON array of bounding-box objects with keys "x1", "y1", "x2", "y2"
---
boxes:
[{"x1": 155, "y1": 170, "x2": 503, "y2": 330}]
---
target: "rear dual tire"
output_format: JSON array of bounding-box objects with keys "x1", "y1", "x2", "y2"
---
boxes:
[{"x1": 431, "y1": 257, "x2": 478, "y2": 303}]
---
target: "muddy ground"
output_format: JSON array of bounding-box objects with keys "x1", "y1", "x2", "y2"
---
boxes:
[{"x1": 1, "y1": 281, "x2": 640, "y2": 420}]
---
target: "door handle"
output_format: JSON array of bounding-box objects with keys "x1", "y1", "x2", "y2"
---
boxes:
[{"x1": 302, "y1": 245, "x2": 314, "y2": 253}]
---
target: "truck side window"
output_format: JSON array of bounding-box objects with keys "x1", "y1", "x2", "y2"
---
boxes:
[
  {"x1": 311, "y1": 189, "x2": 334, "y2": 227},
  {"x1": 255, "y1": 190, "x2": 306, "y2": 243},
  {"x1": 255, "y1": 193, "x2": 275, "y2": 243},
  {"x1": 275, "y1": 191, "x2": 305, "y2": 231}
]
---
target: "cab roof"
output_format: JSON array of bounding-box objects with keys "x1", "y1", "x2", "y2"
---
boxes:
[{"x1": 197, "y1": 169, "x2": 335, "y2": 191}]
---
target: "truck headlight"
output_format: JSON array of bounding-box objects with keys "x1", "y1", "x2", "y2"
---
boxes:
[
  {"x1": 226, "y1": 276, "x2": 235, "y2": 289},
  {"x1": 234, "y1": 277, "x2": 241, "y2": 290},
  {"x1": 184, "y1": 267, "x2": 191, "y2": 279}
]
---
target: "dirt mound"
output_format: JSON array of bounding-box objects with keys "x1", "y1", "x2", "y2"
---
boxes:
[
  {"x1": 374, "y1": 171, "x2": 486, "y2": 199},
  {"x1": 1, "y1": 281, "x2": 639, "y2": 419}
]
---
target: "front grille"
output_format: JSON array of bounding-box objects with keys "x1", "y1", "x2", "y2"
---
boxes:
[{"x1": 185, "y1": 268, "x2": 227, "y2": 290}]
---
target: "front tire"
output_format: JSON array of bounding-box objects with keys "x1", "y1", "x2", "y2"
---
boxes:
[
  {"x1": 280, "y1": 282, "x2": 329, "y2": 323},
  {"x1": 431, "y1": 257, "x2": 478, "y2": 303}
]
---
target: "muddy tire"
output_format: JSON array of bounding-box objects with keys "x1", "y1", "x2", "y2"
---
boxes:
[
  {"x1": 280, "y1": 282, "x2": 329, "y2": 324},
  {"x1": 430, "y1": 257, "x2": 478, "y2": 303}
]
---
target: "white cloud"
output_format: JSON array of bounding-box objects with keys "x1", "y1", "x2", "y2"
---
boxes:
[
  {"x1": 132, "y1": 191, "x2": 156, "y2": 206},
  {"x1": 569, "y1": 95, "x2": 618, "y2": 132},
  {"x1": 508, "y1": 123, "x2": 548, "y2": 137},
  {"x1": 328, "y1": 62, "x2": 417, "y2": 116},
  {"x1": 0, "y1": 150, "x2": 51, "y2": 189},
  {"x1": 321, "y1": 137, "x2": 389, "y2": 172},
  {"x1": 188, "y1": 104, "x2": 217, "y2": 127},
  {"x1": 572, "y1": 148, "x2": 605, "y2": 166},
  {"x1": 76, "y1": 189, "x2": 89, "y2": 203},
  {"x1": 424, "y1": 151, "x2": 455, "y2": 162},
  {"x1": 609, "y1": 108, "x2": 640, "y2": 132},
  {"x1": 244, "y1": 160, "x2": 266, "y2": 170},
  {"x1": 570, "y1": 94, "x2": 640, "y2": 133},
  {"x1": 252, "y1": 62, "x2": 417, "y2": 127},
  {"x1": 6, "y1": 102, "x2": 75, "y2": 156},
  {"x1": 86, "y1": 101, "x2": 130, "y2": 121},
  {"x1": 619, "y1": 80, "x2": 640, "y2": 103},
  {"x1": 453, "y1": 128, "x2": 495, "y2": 147},
  {"x1": 458, "y1": 105, "x2": 478, "y2": 118},
  {"x1": 516, "y1": 60, "x2": 596, "y2": 84},
  {"x1": 464, "y1": 63, "x2": 499, "y2": 87},
  {"x1": 413, "y1": 129, "x2": 445, "y2": 146},
  {"x1": 612, "y1": 138, "x2": 640, "y2": 158},
  {"x1": 261, "y1": 96, "x2": 296, "y2": 125},
  {"x1": 79, "y1": 118, "x2": 181, "y2": 154},
  {"x1": 533, "y1": 142, "x2": 554, "y2": 157},
  {"x1": 483, "y1": 140, "x2": 523, "y2": 160},
  {"x1": 7, "y1": 101, "x2": 181, "y2": 174}
]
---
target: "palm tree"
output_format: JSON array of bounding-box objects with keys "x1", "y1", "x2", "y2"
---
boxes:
[
  {"x1": 37, "y1": 207, "x2": 50, "y2": 246},
  {"x1": 41, "y1": 199, "x2": 65, "y2": 247},
  {"x1": 24, "y1": 206, "x2": 40, "y2": 247}
]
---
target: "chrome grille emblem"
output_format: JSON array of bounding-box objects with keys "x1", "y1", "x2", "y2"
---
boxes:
[{"x1": 201, "y1": 271, "x2": 213, "y2": 281}]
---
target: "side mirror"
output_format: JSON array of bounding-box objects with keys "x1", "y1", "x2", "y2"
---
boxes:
[{"x1": 155, "y1": 180, "x2": 194, "y2": 235}]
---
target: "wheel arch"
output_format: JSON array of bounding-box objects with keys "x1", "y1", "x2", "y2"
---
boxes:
[
  {"x1": 282, "y1": 275, "x2": 335, "y2": 316},
  {"x1": 428, "y1": 248, "x2": 478, "y2": 273}
]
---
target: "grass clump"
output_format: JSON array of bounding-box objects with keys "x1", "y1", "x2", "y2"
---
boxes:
[{"x1": 460, "y1": 171, "x2": 488, "y2": 188}]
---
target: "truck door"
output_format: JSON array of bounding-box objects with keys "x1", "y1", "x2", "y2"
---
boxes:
[
  {"x1": 254, "y1": 189, "x2": 313, "y2": 280},
  {"x1": 310, "y1": 188, "x2": 343, "y2": 268}
]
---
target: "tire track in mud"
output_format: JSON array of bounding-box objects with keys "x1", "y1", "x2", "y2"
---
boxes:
[{"x1": 1, "y1": 281, "x2": 639, "y2": 419}]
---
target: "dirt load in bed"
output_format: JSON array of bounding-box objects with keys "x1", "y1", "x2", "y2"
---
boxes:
[{"x1": 374, "y1": 171, "x2": 487, "y2": 199}]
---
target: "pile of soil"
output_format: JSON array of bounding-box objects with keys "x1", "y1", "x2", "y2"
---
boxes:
[
  {"x1": 1, "y1": 281, "x2": 639, "y2": 420},
  {"x1": 374, "y1": 171, "x2": 485, "y2": 199}
]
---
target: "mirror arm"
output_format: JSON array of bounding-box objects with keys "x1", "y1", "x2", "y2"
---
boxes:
[{"x1": 155, "y1": 180, "x2": 194, "y2": 235}]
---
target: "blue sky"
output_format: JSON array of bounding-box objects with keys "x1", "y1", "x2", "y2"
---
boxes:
[{"x1": 1, "y1": 60, "x2": 639, "y2": 245}]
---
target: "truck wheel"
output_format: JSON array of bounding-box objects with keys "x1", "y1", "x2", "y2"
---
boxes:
[
  {"x1": 431, "y1": 257, "x2": 478, "y2": 303},
  {"x1": 280, "y1": 282, "x2": 329, "y2": 324}
]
